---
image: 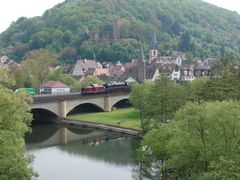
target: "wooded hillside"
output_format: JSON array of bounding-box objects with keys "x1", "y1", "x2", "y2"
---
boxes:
[{"x1": 0, "y1": 0, "x2": 240, "y2": 63}]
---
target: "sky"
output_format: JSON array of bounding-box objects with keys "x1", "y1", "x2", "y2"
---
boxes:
[{"x1": 0, "y1": 0, "x2": 239, "y2": 33}]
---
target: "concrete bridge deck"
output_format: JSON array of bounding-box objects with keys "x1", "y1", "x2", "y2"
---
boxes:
[{"x1": 31, "y1": 92, "x2": 130, "y2": 118}]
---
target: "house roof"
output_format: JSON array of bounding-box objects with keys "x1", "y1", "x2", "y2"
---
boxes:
[
  {"x1": 110, "y1": 65, "x2": 125, "y2": 77},
  {"x1": 76, "y1": 59, "x2": 98, "y2": 70},
  {"x1": 98, "y1": 75, "x2": 126, "y2": 82},
  {"x1": 40, "y1": 81, "x2": 69, "y2": 88},
  {"x1": 94, "y1": 68, "x2": 110, "y2": 76},
  {"x1": 71, "y1": 59, "x2": 100, "y2": 75}
]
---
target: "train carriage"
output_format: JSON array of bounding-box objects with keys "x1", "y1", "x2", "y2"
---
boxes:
[
  {"x1": 81, "y1": 81, "x2": 131, "y2": 95},
  {"x1": 81, "y1": 84, "x2": 105, "y2": 95}
]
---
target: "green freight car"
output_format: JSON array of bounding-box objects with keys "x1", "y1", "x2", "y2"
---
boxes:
[{"x1": 15, "y1": 88, "x2": 36, "y2": 95}]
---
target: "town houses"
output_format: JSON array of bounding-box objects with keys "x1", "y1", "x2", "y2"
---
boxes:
[
  {"x1": 65, "y1": 32, "x2": 213, "y2": 84},
  {"x1": 0, "y1": 32, "x2": 214, "y2": 85}
]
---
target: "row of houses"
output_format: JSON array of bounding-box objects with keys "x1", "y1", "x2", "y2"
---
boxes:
[
  {"x1": 63, "y1": 32, "x2": 213, "y2": 84},
  {"x1": 66, "y1": 57, "x2": 212, "y2": 84},
  {"x1": 1, "y1": 32, "x2": 214, "y2": 88}
]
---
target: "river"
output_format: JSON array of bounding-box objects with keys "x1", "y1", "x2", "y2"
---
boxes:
[{"x1": 25, "y1": 122, "x2": 141, "y2": 180}]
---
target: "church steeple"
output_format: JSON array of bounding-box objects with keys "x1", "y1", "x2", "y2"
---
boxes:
[
  {"x1": 150, "y1": 31, "x2": 158, "y2": 50},
  {"x1": 139, "y1": 43, "x2": 145, "y2": 62},
  {"x1": 149, "y1": 31, "x2": 158, "y2": 63},
  {"x1": 137, "y1": 44, "x2": 146, "y2": 83}
]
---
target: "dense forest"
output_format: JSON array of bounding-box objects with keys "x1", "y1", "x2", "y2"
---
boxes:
[{"x1": 0, "y1": 0, "x2": 240, "y2": 63}]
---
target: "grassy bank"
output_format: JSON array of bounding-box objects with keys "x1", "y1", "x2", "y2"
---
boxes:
[{"x1": 68, "y1": 108, "x2": 142, "y2": 131}]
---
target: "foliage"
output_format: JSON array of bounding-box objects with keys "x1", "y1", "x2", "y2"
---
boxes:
[
  {"x1": 0, "y1": 68, "x2": 15, "y2": 88},
  {"x1": 189, "y1": 57, "x2": 240, "y2": 102},
  {"x1": 167, "y1": 101, "x2": 240, "y2": 178},
  {"x1": 1, "y1": 0, "x2": 240, "y2": 62},
  {"x1": 129, "y1": 82, "x2": 150, "y2": 132},
  {"x1": 146, "y1": 74, "x2": 187, "y2": 124},
  {"x1": 80, "y1": 75, "x2": 104, "y2": 88},
  {"x1": 48, "y1": 67, "x2": 80, "y2": 92},
  {"x1": 129, "y1": 75, "x2": 187, "y2": 131},
  {"x1": 137, "y1": 101, "x2": 240, "y2": 179},
  {"x1": 188, "y1": 77, "x2": 210, "y2": 102},
  {"x1": 178, "y1": 31, "x2": 192, "y2": 52},
  {"x1": 0, "y1": 68, "x2": 37, "y2": 179},
  {"x1": 135, "y1": 125, "x2": 172, "y2": 178},
  {"x1": 21, "y1": 49, "x2": 58, "y2": 87}
]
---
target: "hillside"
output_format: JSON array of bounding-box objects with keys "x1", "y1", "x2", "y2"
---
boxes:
[{"x1": 0, "y1": 0, "x2": 240, "y2": 63}]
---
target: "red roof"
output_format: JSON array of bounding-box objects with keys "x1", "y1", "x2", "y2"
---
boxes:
[
  {"x1": 40, "y1": 81, "x2": 69, "y2": 88},
  {"x1": 94, "y1": 68, "x2": 110, "y2": 76}
]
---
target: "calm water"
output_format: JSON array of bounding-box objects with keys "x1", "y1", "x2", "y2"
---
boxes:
[{"x1": 25, "y1": 122, "x2": 141, "y2": 180}]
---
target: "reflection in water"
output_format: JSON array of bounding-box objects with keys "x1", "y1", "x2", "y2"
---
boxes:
[{"x1": 25, "y1": 122, "x2": 141, "y2": 180}]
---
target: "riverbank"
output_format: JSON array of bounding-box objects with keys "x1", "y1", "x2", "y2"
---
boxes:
[
  {"x1": 59, "y1": 108, "x2": 143, "y2": 138},
  {"x1": 68, "y1": 108, "x2": 142, "y2": 130},
  {"x1": 56, "y1": 119, "x2": 143, "y2": 138}
]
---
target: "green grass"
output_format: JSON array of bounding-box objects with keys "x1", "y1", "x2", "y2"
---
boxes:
[{"x1": 68, "y1": 108, "x2": 142, "y2": 131}]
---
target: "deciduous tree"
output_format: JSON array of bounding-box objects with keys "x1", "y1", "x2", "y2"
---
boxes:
[
  {"x1": 129, "y1": 82, "x2": 150, "y2": 132},
  {"x1": 80, "y1": 75, "x2": 104, "y2": 88},
  {"x1": 22, "y1": 49, "x2": 58, "y2": 87},
  {"x1": 0, "y1": 67, "x2": 37, "y2": 179}
]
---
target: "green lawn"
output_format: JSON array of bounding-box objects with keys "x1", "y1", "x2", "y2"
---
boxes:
[{"x1": 68, "y1": 108, "x2": 142, "y2": 131}]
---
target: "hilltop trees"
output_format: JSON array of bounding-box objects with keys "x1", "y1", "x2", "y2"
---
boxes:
[{"x1": 1, "y1": 0, "x2": 240, "y2": 62}]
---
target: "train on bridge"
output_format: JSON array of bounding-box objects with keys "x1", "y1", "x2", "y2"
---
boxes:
[
  {"x1": 81, "y1": 81, "x2": 131, "y2": 95},
  {"x1": 16, "y1": 81, "x2": 131, "y2": 96}
]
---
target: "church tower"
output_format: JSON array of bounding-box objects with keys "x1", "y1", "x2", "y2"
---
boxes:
[
  {"x1": 137, "y1": 44, "x2": 146, "y2": 83},
  {"x1": 113, "y1": 0, "x2": 121, "y2": 41},
  {"x1": 149, "y1": 31, "x2": 158, "y2": 63}
]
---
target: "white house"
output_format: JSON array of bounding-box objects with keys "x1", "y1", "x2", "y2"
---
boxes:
[
  {"x1": 171, "y1": 68, "x2": 181, "y2": 81},
  {"x1": 71, "y1": 59, "x2": 102, "y2": 76},
  {"x1": 39, "y1": 81, "x2": 70, "y2": 94}
]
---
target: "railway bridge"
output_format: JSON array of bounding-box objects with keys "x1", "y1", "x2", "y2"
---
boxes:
[{"x1": 30, "y1": 93, "x2": 130, "y2": 119}]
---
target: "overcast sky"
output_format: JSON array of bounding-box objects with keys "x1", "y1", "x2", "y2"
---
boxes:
[{"x1": 0, "y1": 0, "x2": 239, "y2": 33}]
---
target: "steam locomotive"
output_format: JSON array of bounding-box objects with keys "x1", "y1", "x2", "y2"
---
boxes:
[{"x1": 81, "y1": 81, "x2": 131, "y2": 95}]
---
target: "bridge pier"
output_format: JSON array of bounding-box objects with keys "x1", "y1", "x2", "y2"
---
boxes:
[
  {"x1": 104, "y1": 96, "x2": 112, "y2": 112},
  {"x1": 59, "y1": 100, "x2": 67, "y2": 118},
  {"x1": 59, "y1": 128, "x2": 68, "y2": 144}
]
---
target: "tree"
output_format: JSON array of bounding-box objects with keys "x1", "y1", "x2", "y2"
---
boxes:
[
  {"x1": 22, "y1": 49, "x2": 58, "y2": 87},
  {"x1": 137, "y1": 101, "x2": 240, "y2": 179},
  {"x1": 59, "y1": 47, "x2": 77, "y2": 63},
  {"x1": 135, "y1": 125, "x2": 172, "y2": 179},
  {"x1": 167, "y1": 101, "x2": 240, "y2": 178},
  {"x1": 189, "y1": 77, "x2": 210, "y2": 102},
  {"x1": 0, "y1": 68, "x2": 37, "y2": 179},
  {"x1": 129, "y1": 82, "x2": 150, "y2": 132},
  {"x1": 80, "y1": 75, "x2": 104, "y2": 88},
  {"x1": 0, "y1": 68, "x2": 15, "y2": 88},
  {"x1": 195, "y1": 57, "x2": 240, "y2": 102},
  {"x1": 48, "y1": 67, "x2": 80, "y2": 92},
  {"x1": 178, "y1": 31, "x2": 192, "y2": 52},
  {"x1": 146, "y1": 74, "x2": 187, "y2": 124},
  {"x1": 9, "y1": 65, "x2": 26, "y2": 89}
]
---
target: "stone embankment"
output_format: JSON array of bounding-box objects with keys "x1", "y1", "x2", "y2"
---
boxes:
[{"x1": 56, "y1": 118, "x2": 143, "y2": 138}]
